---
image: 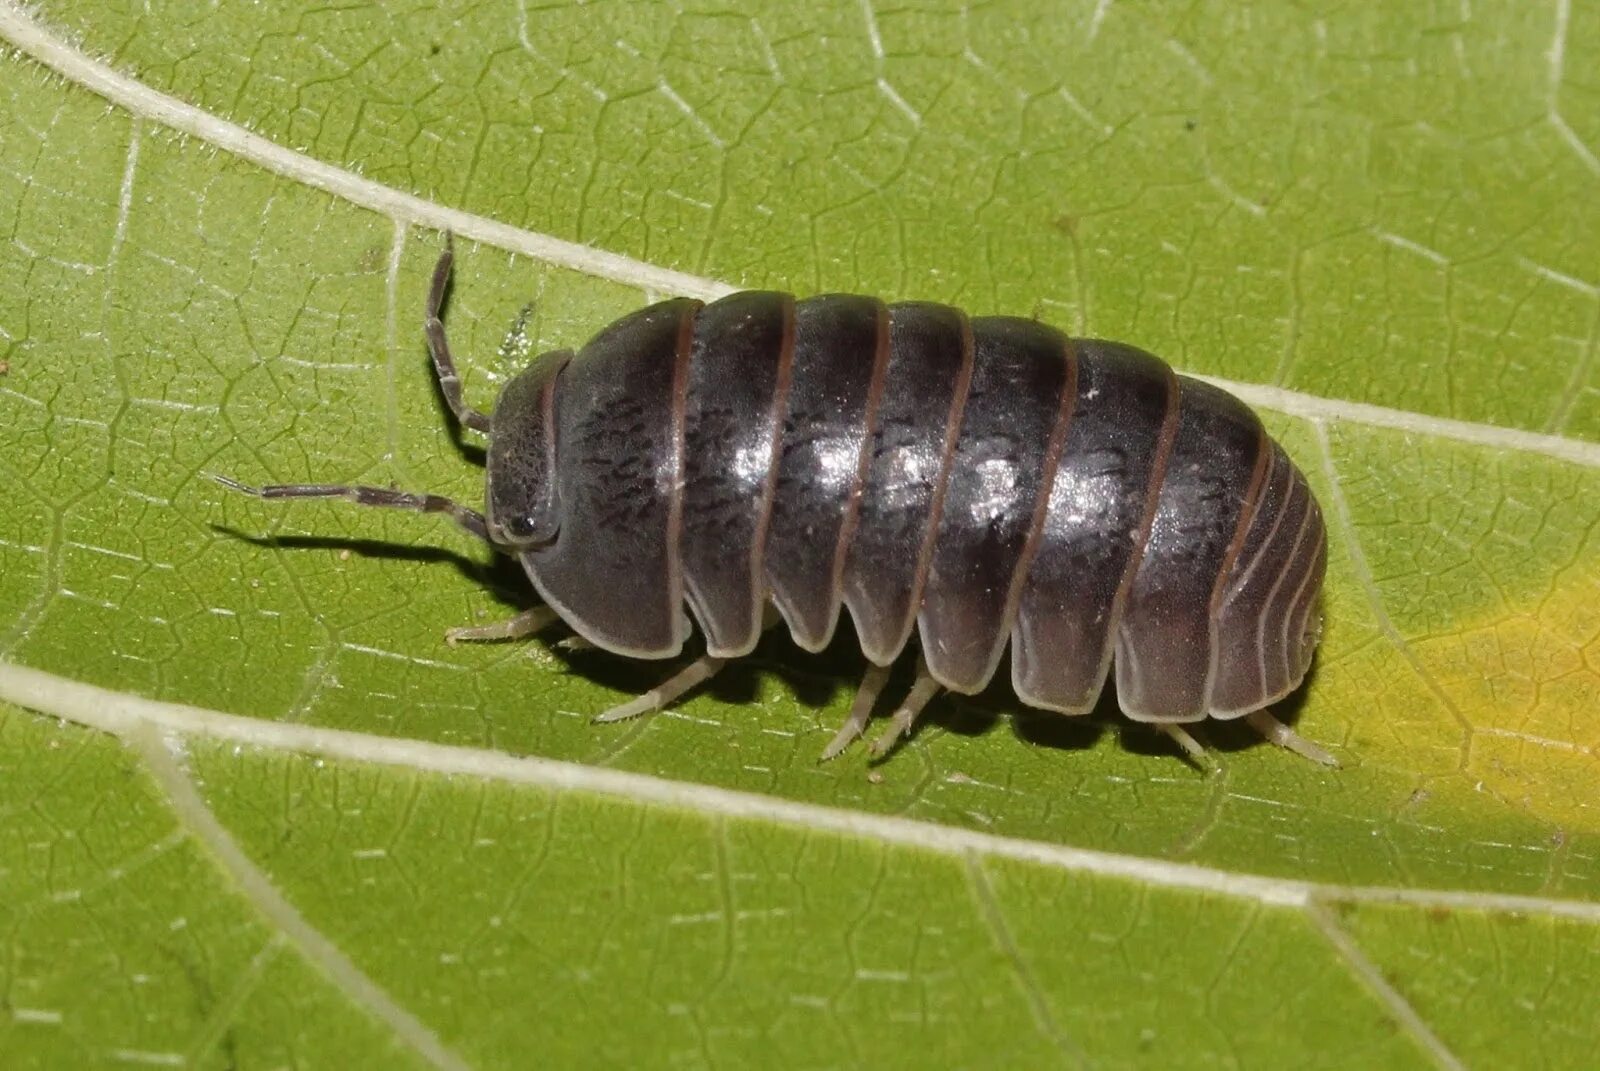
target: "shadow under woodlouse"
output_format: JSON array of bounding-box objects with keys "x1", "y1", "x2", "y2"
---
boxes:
[
  {"x1": 209, "y1": 527, "x2": 527, "y2": 600},
  {"x1": 535, "y1": 608, "x2": 1301, "y2": 767},
  {"x1": 214, "y1": 524, "x2": 1321, "y2": 768}
]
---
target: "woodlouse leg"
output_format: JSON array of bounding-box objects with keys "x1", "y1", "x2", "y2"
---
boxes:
[
  {"x1": 1159, "y1": 724, "x2": 1215, "y2": 770},
  {"x1": 556, "y1": 635, "x2": 598, "y2": 653},
  {"x1": 1245, "y1": 710, "x2": 1340, "y2": 767},
  {"x1": 425, "y1": 235, "x2": 493, "y2": 434},
  {"x1": 444, "y1": 606, "x2": 558, "y2": 646},
  {"x1": 593, "y1": 656, "x2": 728, "y2": 724},
  {"x1": 819, "y1": 662, "x2": 893, "y2": 762},
  {"x1": 212, "y1": 475, "x2": 493, "y2": 543},
  {"x1": 867, "y1": 659, "x2": 942, "y2": 758}
]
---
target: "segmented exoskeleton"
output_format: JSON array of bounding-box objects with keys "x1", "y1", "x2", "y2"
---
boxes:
[{"x1": 219, "y1": 240, "x2": 1333, "y2": 765}]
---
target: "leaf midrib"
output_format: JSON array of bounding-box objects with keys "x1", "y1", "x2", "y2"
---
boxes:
[{"x1": 5, "y1": 658, "x2": 1598, "y2": 922}]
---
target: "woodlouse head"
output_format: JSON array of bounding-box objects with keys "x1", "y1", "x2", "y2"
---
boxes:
[{"x1": 484, "y1": 348, "x2": 571, "y2": 548}]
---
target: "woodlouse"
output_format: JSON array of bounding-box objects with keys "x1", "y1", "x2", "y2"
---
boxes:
[{"x1": 218, "y1": 240, "x2": 1333, "y2": 766}]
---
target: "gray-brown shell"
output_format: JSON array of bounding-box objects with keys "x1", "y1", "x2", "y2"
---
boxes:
[{"x1": 488, "y1": 292, "x2": 1326, "y2": 725}]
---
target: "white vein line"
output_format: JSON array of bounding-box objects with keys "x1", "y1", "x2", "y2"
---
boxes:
[
  {"x1": 1305, "y1": 903, "x2": 1466, "y2": 1071},
  {"x1": 1192, "y1": 374, "x2": 1600, "y2": 468},
  {"x1": 1327, "y1": 883, "x2": 1600, "y2": 923},
  {"x1": 1547, "y1": 0, "x2": 1600, "y2": 178},
  {"x1": 8, "y1": 661, "x2": 1305, "y2": 905},
  {"x1": 1086, "y1": 0, "x2": 1113, "y2": 43},
  {"x1": 0, "y1": 3, "x2": 732, "y2": 305},
  {"x1": 1519, "y1": 257, "x2": 1599, "y2": 297},
  {"x1": 656, "y1": 78, "x2": 726, "y2": 149},
  {"x1": 185, "y1": 934, "x2": 285, "y2": 1068},
  {"x1": 965, "y1": 854, "x2": 1085, "y2": 1067},
  {"x1": 1372, "y1": 229, "x2": 1449, "y2": 266},
  {"x1": 126, "y1": 722, "x2": 471, "y2": 1071},
  {"x1": 3, "y1": 3, "x2": 1599, "y2": 471},
  {"x1": 1545, "y1": 282, "x2": 1600, "y2": 436},
  {"x1": 1479, "y1": 725, "x2": 1593, "y2": 755},
  {"x1": 112, "y1": 119, "x2": 140, "y2": 257},
  {"x1": 6, "y1": 659, "x2": 1600, "y2": 924},
  {"x1": 858, "y1": 0, "x2": 922, "y2": 125}
]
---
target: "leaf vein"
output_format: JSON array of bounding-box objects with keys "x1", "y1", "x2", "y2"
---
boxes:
[
  {"x1": 964, "y1": 853, "x2": 1086, "y2": 1067},
  {"x1": 125, "y1": 720, "x2": 472, "y2": 1071},
  {"x1": 1305, "y1": 902, "x2": 1465, "y2": 1071},
  {"x1": 6, "y1": 659, "x2": 1600, "y2": 923}
]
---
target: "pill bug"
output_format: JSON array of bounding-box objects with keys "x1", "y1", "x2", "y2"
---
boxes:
[{"x1": 218, "y1": 240, "x2": 1333, "y2": 766}]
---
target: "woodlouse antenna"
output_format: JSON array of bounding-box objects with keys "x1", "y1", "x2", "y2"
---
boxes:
[
  {"x1": 426, "y1": 234, "x2": 494, "y2": 435},
  {"x1": 210, "y1": 474, "x2": 493, "y2": 544}
]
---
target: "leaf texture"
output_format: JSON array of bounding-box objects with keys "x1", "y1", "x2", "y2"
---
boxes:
[{"x1": 1, "y1": 2, "x2": 1597, "y2": 1068}]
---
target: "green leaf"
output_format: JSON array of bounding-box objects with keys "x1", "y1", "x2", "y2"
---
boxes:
[{"x1": 1, "y1": 2, "x2": 1597, "y2": 1067}]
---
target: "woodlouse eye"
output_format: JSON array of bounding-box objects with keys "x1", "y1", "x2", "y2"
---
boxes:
[
  {"x1": 501, "y1": 515, "x2": 539, "y2": 542},
  {"x1": 489, "y1": 511, "x2": 556, "y2": 548}
]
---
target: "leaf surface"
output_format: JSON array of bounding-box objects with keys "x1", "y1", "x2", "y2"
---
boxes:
[{"x1": 1, "y1": 2, "x2": 1597, "y2": 1067}]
